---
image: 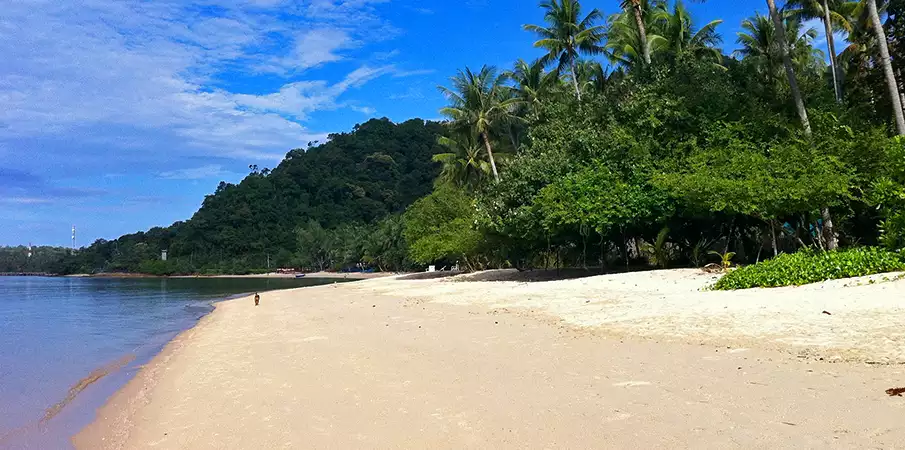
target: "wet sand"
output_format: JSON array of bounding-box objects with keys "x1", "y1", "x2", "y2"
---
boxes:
[{"x1": 75, "y1": 272, "x2": 905, "y2": 449}]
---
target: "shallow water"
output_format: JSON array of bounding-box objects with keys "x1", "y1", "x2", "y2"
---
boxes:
[{"x1": 0, "y1": 276, "x2": 342, "y2": 449}]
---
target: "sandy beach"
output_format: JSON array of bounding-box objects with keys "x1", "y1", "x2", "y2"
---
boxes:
[
  {"x1": 70, "y1": 271, "x2": 390, "y2": 280},
  {"x1": 75, "y1": 270, "x2": 905, "y2": 449}
]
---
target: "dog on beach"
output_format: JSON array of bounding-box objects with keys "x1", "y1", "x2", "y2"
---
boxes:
[{"x1": 254, "y1": 293, "x2": 260, "y2": 306}]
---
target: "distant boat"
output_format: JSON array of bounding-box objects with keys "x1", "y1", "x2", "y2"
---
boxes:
[{"x1": 295, "y1": 274, "x2": 306, "y2": 278}]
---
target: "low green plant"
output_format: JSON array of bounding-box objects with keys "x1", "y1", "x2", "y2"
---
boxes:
[
  {"x1": 708, "y1": 250, "x2": 735, "y2": 271},
  {"x1": 642, "y1": 227, "x2": 673, "y2": 269},
  {"x1": 712, "y1": 247, "x2": 905, "y2": 290}
]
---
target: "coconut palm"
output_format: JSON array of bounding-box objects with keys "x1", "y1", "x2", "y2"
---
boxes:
[
  {"x1": 523, "y1": 0, "x2": 605, "y2": 100},
  {"x1": 504, "y1": 59, "x2": 560, "y2": 118},
  {"x1": 784, "y1": 0, "x2": 858, "y2": 102},
  {"x1": 865, "y1": 0, "x2": 905, "y2": 135},
  {"x1": 572, "y1": 60, "x2": 610, "y2": 95},
  {"x1": 837, "y1": 1, "x2": 881, "y2": 105},
  {"x1": 621, "y1": 0, "x2": 654, "y2": 65},
  {"x1": 659, "y1": 0, "x2": 724, "y2": 64},
  {"x1": 438, "y1": 66, "x2": 522, "y2": 182},
  {"x1": 606, "y1": 2, "x2": 667, "y2": 69},
  {"x1": 735, "y1": 13, "x2": 824, "y2": 92},
  {"x1": 432, "y1": 133, "x2": 496, "y2": 191},
  {"x1": 765, "y1": 0, "x2": 812, "y2": 134}
]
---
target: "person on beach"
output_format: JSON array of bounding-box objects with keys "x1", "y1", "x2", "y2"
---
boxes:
[{"x1": 254, "y1": 293, "x2": 260, "y2": 306}]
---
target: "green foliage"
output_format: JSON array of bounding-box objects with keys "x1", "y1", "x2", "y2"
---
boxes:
[
  {"x1": 47, "y1": 118, "x2": 443, "y2": 275},
  {"x1": 535, "y1": 161, "x2": 668, "y2": 236},
  {"x1": 707, "y1": 250, "x2": 736, "y2": 271},
  {"x1": 863, "y1": 137, "x2": 905, "y2": 250},
  {"x1": 403, "y1": 187, "x2": 485, "y2": 268},
  {"x1": 641, "y1": 227, "x2": 674, "y2": 268},
  {"x1": 655, "y1": 121, "x2": 852, "y2": 222},
  {"x1": 0, "y1": 246, "x2": 77, "y2": 274},
  {"x1": 19, "y1": 1, "x2": 905, "y2": 281},
  {"x1": 713, "y1": 248, "x2": 905, "y2": 290}
]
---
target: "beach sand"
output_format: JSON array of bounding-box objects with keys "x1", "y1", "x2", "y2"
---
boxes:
[{"x1": 75, "y1": 270, "x2": 905, "y2": 449}]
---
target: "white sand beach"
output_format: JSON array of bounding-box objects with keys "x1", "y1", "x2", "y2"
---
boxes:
[{"x1": 75, "y1": 270, "x2": 905, "y2": 449}]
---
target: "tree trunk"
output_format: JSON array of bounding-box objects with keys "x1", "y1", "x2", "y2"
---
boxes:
[
  {"x1": 822, "y1": 0, "x2": 842, "y2": 103},
  {"x1": 481, "y1": 132, "x2": 500, "y2": 181},
  {"x1": 630, "y1": 1, "x2": 651, "y2": 65},
  {"x1": 767, "y1": 0, "x2": 812, "y2": 136},
  {"x1": 508, "y1": 125, "x2": 519, "y2": 151},
  {"x1": 771, "y1": 220, "x2": 778, "y2": 257},
  {"x1": 821, "y1": 206, "x2": 838, "y2": 250},
  {"x1": 868, "y1": 0, "x2": 905, "y2": 136},
  {"x1": 569, "y1": 60, "x2": 582, "y2": 101}
]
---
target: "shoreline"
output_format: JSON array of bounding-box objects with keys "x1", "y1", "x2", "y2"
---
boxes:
[
  {"x1": 72, "y1": 292, "x2": 234, "y2": 449},
  {"x1": 65, "y1": 271, "x2": 393, "y2": 280},
  {"x1": 73, "y1": 270, "x2": 905, "y2": 448}
]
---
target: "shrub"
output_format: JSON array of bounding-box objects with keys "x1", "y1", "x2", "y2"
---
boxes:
[{"x1": 712, "y1": 247, "x2": 905, "y2": 290}]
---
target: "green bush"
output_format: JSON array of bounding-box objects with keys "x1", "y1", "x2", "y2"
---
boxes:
[{"x1": 712, "y1": 248, "x2": 905, "y2": 290}]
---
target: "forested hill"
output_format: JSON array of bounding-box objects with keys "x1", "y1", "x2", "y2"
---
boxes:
[{"x1": 58, "y1": 118, "x2": 444, "y2": 274}]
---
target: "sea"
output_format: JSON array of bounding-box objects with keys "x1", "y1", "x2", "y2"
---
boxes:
[{"x1": 0, "y1": 276, "x2": 342, "y2": 449}]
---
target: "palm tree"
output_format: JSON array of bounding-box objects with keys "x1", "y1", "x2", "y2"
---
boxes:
[
  {"x1": 866, "y1": 0, "x2": 905, "y2": 135},
  {"x1": 621, "y1": 0, "x2": 654, "y2": 65},
  {"x1": 659, "y1": 0, "x2": 724, "y2": 64},
  {"x1": 504, "y1": 59, "x2": 559, "y2": 118},
  {"x1": 606, "y1": 1, "x2": 668, "y2": 69},
  {"x1": 735, "y1": 13, "x2": 824, "y2": 94},
  {"x1": 767, "y1": 0, "x2": 842, "y2": 249},
  {"x1": 524, "y1": 0, "x2": 605, "y2": 100},
  {"x1": 432, "y1": 133, "x2": 495, "y2": 191},
  {"x1": 784, "y1": 0, "x2": 858, "y2": 102},
  {"x1": 438, "y1": 66, "x2": 522, "y2": 182},
  {"x1": 572, "y1": 60, "x2": 610, "y2": 95}
]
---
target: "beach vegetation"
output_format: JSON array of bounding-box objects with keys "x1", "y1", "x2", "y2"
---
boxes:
[
  {"x1": 713, "y1": 247, "x2": 905, "y2": 290},
  {"x1": 11, "y1": 0, "x2": 905, "y2": 284}
]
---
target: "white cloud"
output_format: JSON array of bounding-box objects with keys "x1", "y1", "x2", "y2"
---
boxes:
[
  {"x1": 158, "y1": 164, "x2": 234, "y2": 180},
  {"x1": 0, "y1": 0, "x2": 399, "y2": 165},
  {"x1": 350, "y1": 105, "x2": 376, "y2": 115},
  {"x1": 0, "y1": 197, "x2": 53, "y2": 205},
  {"x1": 257, "y1": 28, "x2": 358, "y2": 74},
  {"x1": 389, "y1": 87, "x2": 426, "y2": 100},
  {"x1": 229, "y1": 65, "x2": 392, "y2": 120},
  {"x1": 295, "y1": 28, "x2": 354, "y2": 68}
]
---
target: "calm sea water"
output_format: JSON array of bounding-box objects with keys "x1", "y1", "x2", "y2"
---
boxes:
[{"x1": 0, "y1": 276, "x2": 342, "y2": 449}]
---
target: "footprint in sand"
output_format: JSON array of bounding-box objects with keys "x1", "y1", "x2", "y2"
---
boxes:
[
  {"x1": 604, "y1": 412, "x2": 634, "y2": 422},
  {"x1": 612, "y1": 381, "x2": 652, "y2": 387}
]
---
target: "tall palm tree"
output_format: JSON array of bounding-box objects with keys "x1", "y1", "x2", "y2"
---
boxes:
[
  {"x1": 866, "y1": 0, "x2": 905, "y2": 135},
  {"x1": 438, "y1": 66, "x2": 522, "y2": 182},
  {"x1": 736, "y1": 13, "x2": 824, "y2": 93},
  {"x1": 784, "y1": 0, "x2": 858, "y2": 102},
  {"x1": 659, "y1": 0, "x2": 724, "y2": 64},
  {"x1": 504, "y1": 59, "x2": 559, "y2": 118},
  {"x1": 785, "y1": 0, "x2": 858, "y2": 102},
  {"x1": 621, "y1": 0, "x2": 654, "y2": 65},
  {"x1": 432, "y1": 133, "x2": 495, "y2": 191},
  {"x1": 766, "y1": 0, "x2": 812, "y2": 137},
  {"x1": 524, "y1": 0, "x2": 605, "y2": 100},
  {"x1": 572, "y1": 60, "x2": 610, "y2": 95},
  {"x1": 606, "y1": 1, "x2": 668, "y2": 69}
]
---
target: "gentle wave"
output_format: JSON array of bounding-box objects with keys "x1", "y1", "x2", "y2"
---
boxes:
[{"x1": 42, "y1": 354, "x2": 136, "y2": 423}]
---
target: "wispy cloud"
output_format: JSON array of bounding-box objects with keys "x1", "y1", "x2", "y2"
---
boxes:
[
  {"x1": 0, "y1": 168, "x2": 107, "y2": 203},
  {"x1": 157, "y1": 164, "x2": 236, "y2": 180},
  {"x1": 231, "y1": 65, "x2": 394, "y2": 119},
  {"x1": 350, "y1": 105, "x2": 377, "y2": 115},
  {"x1": 389, "y1": 87, "x2": 426, "y2": 100},
  {"x1": 0, "y1": 0, "x2": 399, "y2": 164}
]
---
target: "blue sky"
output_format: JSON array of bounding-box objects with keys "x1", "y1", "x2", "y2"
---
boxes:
[{"x1": 1, "y1": 0, "x2": 824, "y2": 247}]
